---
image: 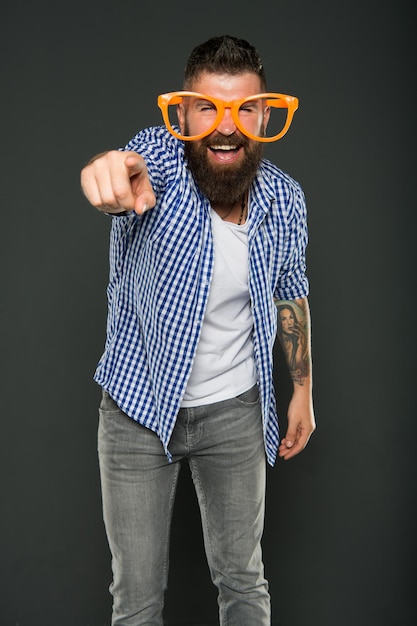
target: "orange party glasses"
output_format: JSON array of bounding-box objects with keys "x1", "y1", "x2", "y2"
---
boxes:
[{"x1": 157, "y1": 91, "x2": 299, "y2": 142}]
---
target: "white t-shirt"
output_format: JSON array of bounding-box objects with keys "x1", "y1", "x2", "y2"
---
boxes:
[{"x1": 181, "y1": 208, "x2": 257, "y2": 407}]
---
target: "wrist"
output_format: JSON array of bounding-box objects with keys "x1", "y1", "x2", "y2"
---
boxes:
[{"x1": 291, "y1": 375, "x2": 312, "y2": 395}]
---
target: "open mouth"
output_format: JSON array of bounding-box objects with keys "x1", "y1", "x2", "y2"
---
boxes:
[{"x1": 208, "y1": 144, "x2": 243, "y2": 162}]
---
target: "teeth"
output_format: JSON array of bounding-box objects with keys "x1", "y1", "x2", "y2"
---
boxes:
[{"x1": 211, "y1": 145, "x2": 236, "y2": 150}]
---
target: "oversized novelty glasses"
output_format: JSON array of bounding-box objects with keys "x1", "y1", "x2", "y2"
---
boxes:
[{"x1": 157, "y1": 91, "x2": 299, "y2": 142}]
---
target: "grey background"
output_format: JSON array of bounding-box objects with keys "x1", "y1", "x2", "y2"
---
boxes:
[{"x1": 1, "y1": 1, "x2": 415, "y2": 625}]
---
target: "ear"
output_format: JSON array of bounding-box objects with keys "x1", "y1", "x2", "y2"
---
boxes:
[
  {"x1": 177, "y1": 103, "x2": 185, "y2": 134},
  {"x1": 263, "y1": 105, "x2": 271, "y2": 134}
]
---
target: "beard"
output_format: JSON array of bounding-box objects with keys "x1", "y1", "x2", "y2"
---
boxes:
[{"x1": 183, "y1": 127, "x2": 264, "y2": 205}]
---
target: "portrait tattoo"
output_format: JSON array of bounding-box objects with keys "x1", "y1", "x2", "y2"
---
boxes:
[{"x1": 274, "y1": 299, "x2": 310, "y2": 386}]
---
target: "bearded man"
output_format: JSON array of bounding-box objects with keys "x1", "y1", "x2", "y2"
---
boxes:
[{"x1": 81, "y1": 34, "x2": 315, "y2": 626}]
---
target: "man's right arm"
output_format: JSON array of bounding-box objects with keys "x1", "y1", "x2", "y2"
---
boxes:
[{"x1": 80, "y1": 150, "x2": 156, "y2": 216}]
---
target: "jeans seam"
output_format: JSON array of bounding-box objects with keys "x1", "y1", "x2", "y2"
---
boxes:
[
  {"x1": 162, "y1": 462, "x2": 181, "y2": 590},
  {"x1": 188, "y1": 459, "x2": 227, "y2": 624}
]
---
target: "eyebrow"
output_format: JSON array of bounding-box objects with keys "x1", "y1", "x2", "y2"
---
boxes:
[{"x1": 188, "y1": 96, "x2": 215, "y2": 104}]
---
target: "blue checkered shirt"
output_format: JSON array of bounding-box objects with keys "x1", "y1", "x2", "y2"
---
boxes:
[{"x1": 94, "y1": 126, "x2": 309, "y2": 466}]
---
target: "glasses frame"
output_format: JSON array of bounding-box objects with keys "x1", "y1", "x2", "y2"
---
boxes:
[{"x1": 157, "y1": 91, "x2": 299, "y2": 143}]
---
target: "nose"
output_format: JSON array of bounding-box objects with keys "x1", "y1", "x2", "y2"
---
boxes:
[{"x1": 216, "y1": 107, "x2": 237, "y2": 136}]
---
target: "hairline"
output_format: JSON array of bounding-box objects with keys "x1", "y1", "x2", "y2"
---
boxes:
[{"x1": 183, "y1": 69, "x2": 266, "y2": 92}]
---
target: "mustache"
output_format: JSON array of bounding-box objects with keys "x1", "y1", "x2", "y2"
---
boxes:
[{"x1": 203, "y1": 132, "x2": 248, "y2": 150}]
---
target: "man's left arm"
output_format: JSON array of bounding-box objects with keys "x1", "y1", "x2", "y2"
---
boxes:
[{"x1": 275, "y1": 296, "x2": 316, "y2": 460}]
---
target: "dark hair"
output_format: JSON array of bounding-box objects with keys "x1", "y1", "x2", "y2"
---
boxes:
[
  {"x1": 276, "y1": 304, "x2": 300, "y2": 340},
  {"x1": 184, "y1": 35, "x2": 266, "y2": 90}
]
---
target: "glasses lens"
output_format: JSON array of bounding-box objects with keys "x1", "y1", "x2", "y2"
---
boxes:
[
  {"x1": 237, "y1": 96, "x2": 290, "y2": 140},
  {"x1": 163, "y1": 93, "x2": 220, "y2": 140},
  {"x1": 162, "y1": 94, "x2": 184, "y2": 137}
]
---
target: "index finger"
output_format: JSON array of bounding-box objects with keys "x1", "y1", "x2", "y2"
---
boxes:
[{"x1": 122, "y1": 154, "x2": 157, "y2": 214}]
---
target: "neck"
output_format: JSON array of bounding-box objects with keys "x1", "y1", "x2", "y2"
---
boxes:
[{"x1": 211, "y1": 192, "x2": 248, "y2": 225}]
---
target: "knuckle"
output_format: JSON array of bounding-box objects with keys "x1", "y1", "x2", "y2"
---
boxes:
[
  {"x1": 100, "y1": 194, "x2": 116, "y2": 207},
  {"x1": 112, "y1": 185, "x2": 131, "y2": 204}
]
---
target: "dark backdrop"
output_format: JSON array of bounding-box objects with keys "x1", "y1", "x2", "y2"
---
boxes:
[{"x1": 1, "y1": 1, "x2": 415, "y2": 625}]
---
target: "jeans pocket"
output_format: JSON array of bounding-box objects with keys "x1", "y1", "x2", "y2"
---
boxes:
[
  {"x1": 99, "y1": 390, "x2": 121, "y2": 413},
  {"x1": 98, "y1": 391, "x2": 142, "y2": 452},
  {"x1": 234, "y1": 384, "x2": 259, "y2": 406}
]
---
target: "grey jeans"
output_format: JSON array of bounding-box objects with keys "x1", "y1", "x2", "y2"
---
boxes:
[{"x1": 98, "y1": 385, "x2": 270, "y2": 625}]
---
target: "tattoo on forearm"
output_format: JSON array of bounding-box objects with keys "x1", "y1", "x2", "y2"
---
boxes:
[{"x1": 274, "y1": 298, "x2": 311, "y2": 386}]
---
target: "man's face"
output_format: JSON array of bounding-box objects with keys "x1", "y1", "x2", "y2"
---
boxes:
[{"x1": 178, "y1": 71, "x2": 270, "y2": 204}]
